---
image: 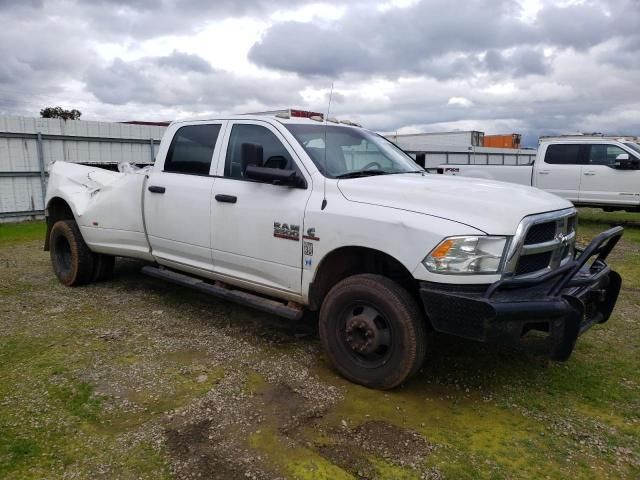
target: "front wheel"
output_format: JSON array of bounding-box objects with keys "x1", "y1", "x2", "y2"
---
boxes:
[{"x1": 319, "y1": 274, "x2": 427, "y2": 389}]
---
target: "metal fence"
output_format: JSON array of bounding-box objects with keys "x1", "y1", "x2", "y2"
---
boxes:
[
  {"x1": 401, "y1": 146, "x2": 536, "y2": 170},
  {"x1": 0, "y1": 115, "x2": 166, "y2": 223},
  {"x1": 410, "y1": 149, "x2": 537, "y2": 170}
]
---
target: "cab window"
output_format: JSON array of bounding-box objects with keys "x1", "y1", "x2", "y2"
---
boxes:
[
  {"x1": 589, "y1": 144, "x2": 630, "y2": 167},
  {"x1": 544, "y1": 144, "x2": 584, "y2": 165},
  {"x1": 164, "y1": 124, "x2": 221, "y2": 175},
  {"x1": 224, "y1": 124, "x2": 295, "y2": 180}
]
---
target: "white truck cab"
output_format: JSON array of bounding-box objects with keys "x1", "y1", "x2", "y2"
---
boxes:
[
  {"x1": 44, "y1": 113, "x2": 624, "y2": 388},
  {"x1": 438, "y1": 135, "x2": 640, "y2": 211}
]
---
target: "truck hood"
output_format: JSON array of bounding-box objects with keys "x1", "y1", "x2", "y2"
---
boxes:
[{"x1": 337, "y1": 173, "x2": 573, "y2": 234}]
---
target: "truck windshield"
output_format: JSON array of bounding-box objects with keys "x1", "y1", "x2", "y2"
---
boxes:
[
  {"x1": 624, "y1": 143, "x2": 640, "y2": 155},
  {"x1": 284, "y1": 124, "x2": 423, "y2": 178}
]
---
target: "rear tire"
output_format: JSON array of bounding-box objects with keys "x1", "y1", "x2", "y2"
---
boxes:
[
  {"x1": 92, "y1": 254, "x2": 115, "y2": 282},
  {"x1": 49, "y1": 220, "x2": 94, "y2": 286},
  {"x1": 319, "y1": 274, "x2": 427, "y2": 389}
]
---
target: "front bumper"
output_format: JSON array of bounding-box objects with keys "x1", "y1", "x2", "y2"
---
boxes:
[{"x1": 419, "y1": 226, "x2": 623, "y2": 361}]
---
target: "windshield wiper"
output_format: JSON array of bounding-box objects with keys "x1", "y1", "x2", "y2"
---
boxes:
[
  {"x1": 334, "y1": 170, "x2": 395, "y2": 179},
  {"x1": 335, "y1": 170, "x2": 425, "y2": 179}
]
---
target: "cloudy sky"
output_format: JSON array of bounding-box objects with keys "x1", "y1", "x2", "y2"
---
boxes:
[{"x1": 0, "y1": 0, "x2": 638, "y2": 144}]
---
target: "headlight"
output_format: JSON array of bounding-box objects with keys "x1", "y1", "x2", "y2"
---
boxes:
[{"x1": 424, "y1": 236, "x2": 509, "y2": 274}]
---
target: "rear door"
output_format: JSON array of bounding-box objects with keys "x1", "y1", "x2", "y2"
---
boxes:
[
  {"x1": 535, "y1": 143, "x2": 585, "y2": 202},
  {"x1": 580, "y1": 143, "x2": 640, "y2": 206},
  {"x1": 144, "y1": 122, "x2": 226, "y2": 271},
  {"x1": 211, "y1": 121, "x2": 312, "y2": 294}
]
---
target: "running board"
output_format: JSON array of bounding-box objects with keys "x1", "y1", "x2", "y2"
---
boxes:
[{"x1": 141, "y1": 266, "x2": 304, "y2": 321}]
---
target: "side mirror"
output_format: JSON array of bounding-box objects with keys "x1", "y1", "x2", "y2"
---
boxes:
[
  {"x1": 245, "y1": 165, "x2": 306, "y2": 188},
  {"x1": 241, "y1": 143, "x2": 263, "y2": 174},
  {"x1": 613, "y1": 153, "x2": 637, "y2": 170}
]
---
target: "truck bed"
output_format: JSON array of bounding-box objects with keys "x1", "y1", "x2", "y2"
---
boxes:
[{"x1": 46, "y1": 161, "x2": 152, "y2": 259}]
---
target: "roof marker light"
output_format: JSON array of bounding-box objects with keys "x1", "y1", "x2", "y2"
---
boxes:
[{"x1": 290, "y1": 109, "x2": 324, "y2": 119}]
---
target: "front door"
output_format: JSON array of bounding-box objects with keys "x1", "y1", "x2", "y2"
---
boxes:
[
  {"x1": 211, "y1": 121, "x2": 312, "y2": 294},
  {"x1": 535, "y1": 143, "x2": 585, "y2": 202},
  {"x1": 144, "y1": 122, "x2": 225, "y2": 271},
  {"x1": 580, "y1": 144, "x2": 640, "y2": 206}
]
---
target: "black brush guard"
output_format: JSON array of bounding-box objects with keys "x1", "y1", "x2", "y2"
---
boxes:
[{"x1": 419, "y1": 227, "x2": 623, "y2": 360}]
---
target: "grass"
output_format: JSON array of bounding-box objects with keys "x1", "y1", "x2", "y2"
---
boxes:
[
  {"x1": 0, "y1": 221, "x2": 45, "y2": 246},
  {"x1": 1, "y1": 209, "x2": 639, "y2": 479}
]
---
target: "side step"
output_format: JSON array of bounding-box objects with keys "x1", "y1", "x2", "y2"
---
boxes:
[{"x1": 141, "y1": 266, "x2": 304, "y2": 321}]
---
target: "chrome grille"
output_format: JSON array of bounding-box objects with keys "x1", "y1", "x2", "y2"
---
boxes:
[
  {"x1": 524, "y1": 222, "x2": 557, "y2": 245},
  {"x1": 515, "y1": 251, "x2": 553, "y2": 275},
  {"x1": 504, "y1": 208, "x2": 577, "y2": 278}
]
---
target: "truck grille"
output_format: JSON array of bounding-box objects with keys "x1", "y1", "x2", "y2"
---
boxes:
[
  {"x1": 515, "y1": 251, "x2": 553, "y2": 275},
  {"x1": 524, "y1": 222, "x2": 557, "y2": 245},
  {"x1": 505, "y1": 208, "x2": 577, "y2": 278}
]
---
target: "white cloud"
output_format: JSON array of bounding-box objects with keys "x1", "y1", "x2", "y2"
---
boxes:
[{"x1": 448, "y1": 97, "x2": 473, "y2": 107}]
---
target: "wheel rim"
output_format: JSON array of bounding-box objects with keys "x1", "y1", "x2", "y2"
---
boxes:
[
  {"x1": 54, "y1": 234, "x2": 73, "y2": 276},
  {"x1": 337, "y1": 303, "x2": 393, "y2": 368}
]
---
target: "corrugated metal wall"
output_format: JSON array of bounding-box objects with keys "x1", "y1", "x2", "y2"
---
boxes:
[
  {"x1": 0, "y1": 116, "x2": 166, "y2": 223},
  {"x1": 386, "y1": 131, "x2": 485, "y2": 148}
]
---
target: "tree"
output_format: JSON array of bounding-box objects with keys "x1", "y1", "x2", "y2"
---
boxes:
[{"x1": 40, "y1": 106, "x2": 82, "y2": 121}]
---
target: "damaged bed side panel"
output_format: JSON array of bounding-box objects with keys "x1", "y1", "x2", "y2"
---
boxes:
[{"x1": 46, "y1": 161, "x2": 153, "y2": 260}]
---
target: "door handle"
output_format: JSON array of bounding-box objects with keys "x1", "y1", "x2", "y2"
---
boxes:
[
  {"x1": 583, "y1": 171, "x2": 596, "y2": 176},
  {"x1": 215, "y1": 194, "x2": 237, "y2": 204},
  {"x1": 538, "y1": 170, "x2": 550, "y2": 175},
  {"x1": 148, "y1": 185, "x2": 166, "y2": 193}
]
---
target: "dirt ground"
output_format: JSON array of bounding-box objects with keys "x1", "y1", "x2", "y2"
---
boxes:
[{"x1": 0, "y1": 209, "x2": 639, "y2": 479}]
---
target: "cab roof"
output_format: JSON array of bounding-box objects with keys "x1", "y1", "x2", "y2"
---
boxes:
[{"x1": 170, "y1": 109, "x2": 362, "y2": 128}]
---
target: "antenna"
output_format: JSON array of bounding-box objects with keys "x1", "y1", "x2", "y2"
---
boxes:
[{"x1": 321, "y1": 82, "x2": 334, "y2": 211}]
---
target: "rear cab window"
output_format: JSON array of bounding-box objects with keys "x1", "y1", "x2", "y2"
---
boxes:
[
  {"x1": 543, "y1": 144, "x2": 585, "y2": 165},
  {"x1": 164, "y1": 124, "x2": 221, "y2": 175}
]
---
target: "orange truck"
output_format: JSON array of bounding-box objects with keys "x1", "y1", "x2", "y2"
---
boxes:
[{"x1": 484, "y1": 134, "x2": 521, "y2": 149}]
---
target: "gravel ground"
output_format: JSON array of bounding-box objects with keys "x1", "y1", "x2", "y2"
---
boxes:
[{"x1": 1, "y1": 213, "x2": 639, "y2": 479}]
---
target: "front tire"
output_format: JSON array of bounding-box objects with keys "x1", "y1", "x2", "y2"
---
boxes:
[
  {"x1": 319, "y1": 274, "x2": 427, "y2": 389},
  {"x1": 49, "y1": 220, "x2": 94, "y2": 286}
]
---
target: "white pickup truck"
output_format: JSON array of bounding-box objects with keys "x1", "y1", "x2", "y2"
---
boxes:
[
  {"x1": 44, "y1": 113, "x2": 623, "y2": 389},
  {"x1": 437, "y1": 137, "x2": 640, "y2": 212}
]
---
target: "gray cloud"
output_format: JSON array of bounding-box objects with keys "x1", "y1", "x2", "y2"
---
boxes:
[
  {"x1": 482, "y1": 47, "x2": 550, "y2": 77},
  {"x1": 155, "y1": 51, "x2": 213, "y2": 73},
  {"x1": 0, "y1": 5, "x2": 93, "y2": 113},
  {"x1": 537, "y1": 0, "x2": 640, "y2": 50},
  {"x1": 249, "y1": 0, "x2": 639, "y2": 80},
  {"x1": 72, "y1": 0, "x2": 346, "y2": 40},
  {"x1": 248, "y1": 22, "x2": 375, "y2": 77},
  {"x1": 249, "y1": 0, "x2": 537, "y2": 78},
  {"x1": 84, "y1": 55, "x2": 305, "y2": 112},
  {"x1": 0, "y1": 0, "x2": 43, "y2": 8}
]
